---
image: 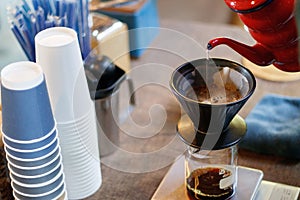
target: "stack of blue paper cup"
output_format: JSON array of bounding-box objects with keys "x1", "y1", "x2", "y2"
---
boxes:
[{"x1": 0, "y1": 61, "x2": 67, "y2": 200}]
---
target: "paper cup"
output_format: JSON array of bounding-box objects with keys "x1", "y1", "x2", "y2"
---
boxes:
[
  {"x1": 61, "y1": 147, "x2": 101, "y2": 199},
  {"x1": 13, "y1": 184, "x2": 66, "y2": 200},
  {"x1": 7, "y1": 147, "x2": 61, "y2": 170},
  {"x1": 9, "y1": 164, "x2": 63, "y2": 185},
  {"x1": 56, "y1": 105, "x2": 95, "y2": 130},
  {"x1": 60, "y1": 141, "x2": 99, "y2": 163},
  {"x1": 61, "y1": 151, "x2": 99, "y2": 167},
  {"x1": 6, "y1": 146, "x2": 60, "y2": 168},
  {"x1": 58, "y1": 115, "x2": 100, "y2": 159},
  {"x1": 65, "y1": 163, "x2": 102, "y2": 199},
  {"x1": 12, "y1": 174, "x2": 65, "y2": 197},
  {"x1": 35, "y1": 27, "x2": 92, "y2": 123},
  {"x1": 56, "y1": 101, "x2": 93, "y2": 126},
  {"x1": 57, "y1": 119, "x2": 92, "y2": 134},
  {"x1": 2, "y1": 126, "x2": 57, "y2": 150},
  {"x1": 11, "y1": 173, "x2": 64, "y2": 195},
  {"x1": 4, "y1": 137, "x2": 58, "y2": 159},
  {"x1": 8, "y1": 161, "x2": 62, "y2": 180},
  {"x1": 10, "y1": 166, "x2": 63, "y2": 188},
  {"x1": 1, "y1": 61, "x2": 55, "y2": 141},
  {"x1": 5, "y1": 141, "x2": 59, "y2": 162},
  {"x1": 8, "y1": 154, "x2": 62, "y2": 177}
]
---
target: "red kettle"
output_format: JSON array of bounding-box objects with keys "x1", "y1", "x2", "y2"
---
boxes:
[{"x1": 208, "y1": 0, "x2": 300, "y2": 72}]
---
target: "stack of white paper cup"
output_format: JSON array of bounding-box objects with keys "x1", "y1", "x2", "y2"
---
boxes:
[
  {"x1": 35, "y1": 27, "x2": 102, "y2": 199},
  {"x1": 0, "y1": 61, "x2": 67, "y2": 200}
]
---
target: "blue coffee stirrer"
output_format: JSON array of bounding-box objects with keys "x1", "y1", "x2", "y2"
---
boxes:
[{"x1": 7, "y1": 0, "x2": 91, "y2": 61}]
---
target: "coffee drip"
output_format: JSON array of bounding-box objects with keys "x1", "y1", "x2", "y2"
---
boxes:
[{"x1": 170, "y1": 58, "x2": 256, "y2": 199}]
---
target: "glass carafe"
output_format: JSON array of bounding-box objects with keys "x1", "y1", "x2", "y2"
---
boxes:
[{"x1": 185, "y1": 145, "x2": 238, "y2": 200}]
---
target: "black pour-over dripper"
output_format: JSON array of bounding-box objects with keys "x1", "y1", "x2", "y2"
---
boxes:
[{"x1": 170, "y1": 58, "x2": 256, "y2": 150}]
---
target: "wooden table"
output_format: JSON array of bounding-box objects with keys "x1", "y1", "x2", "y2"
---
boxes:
[{"x1": 87, "y1": 19, "x2": 300, "y2": 200}]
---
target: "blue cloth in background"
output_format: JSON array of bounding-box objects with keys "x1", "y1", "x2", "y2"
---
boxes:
[{"x1": 239, "y1": 94, "x2": 300, "y2": 159}]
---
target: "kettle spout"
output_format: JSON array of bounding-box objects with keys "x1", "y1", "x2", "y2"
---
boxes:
[{"x1": 207, "y1": 37, "x2": 275, "y2": 66}]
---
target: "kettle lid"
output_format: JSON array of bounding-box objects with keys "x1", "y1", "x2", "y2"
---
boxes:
[{"x1": 224, "y1": 0, "x2": 273, "y2": 13}]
